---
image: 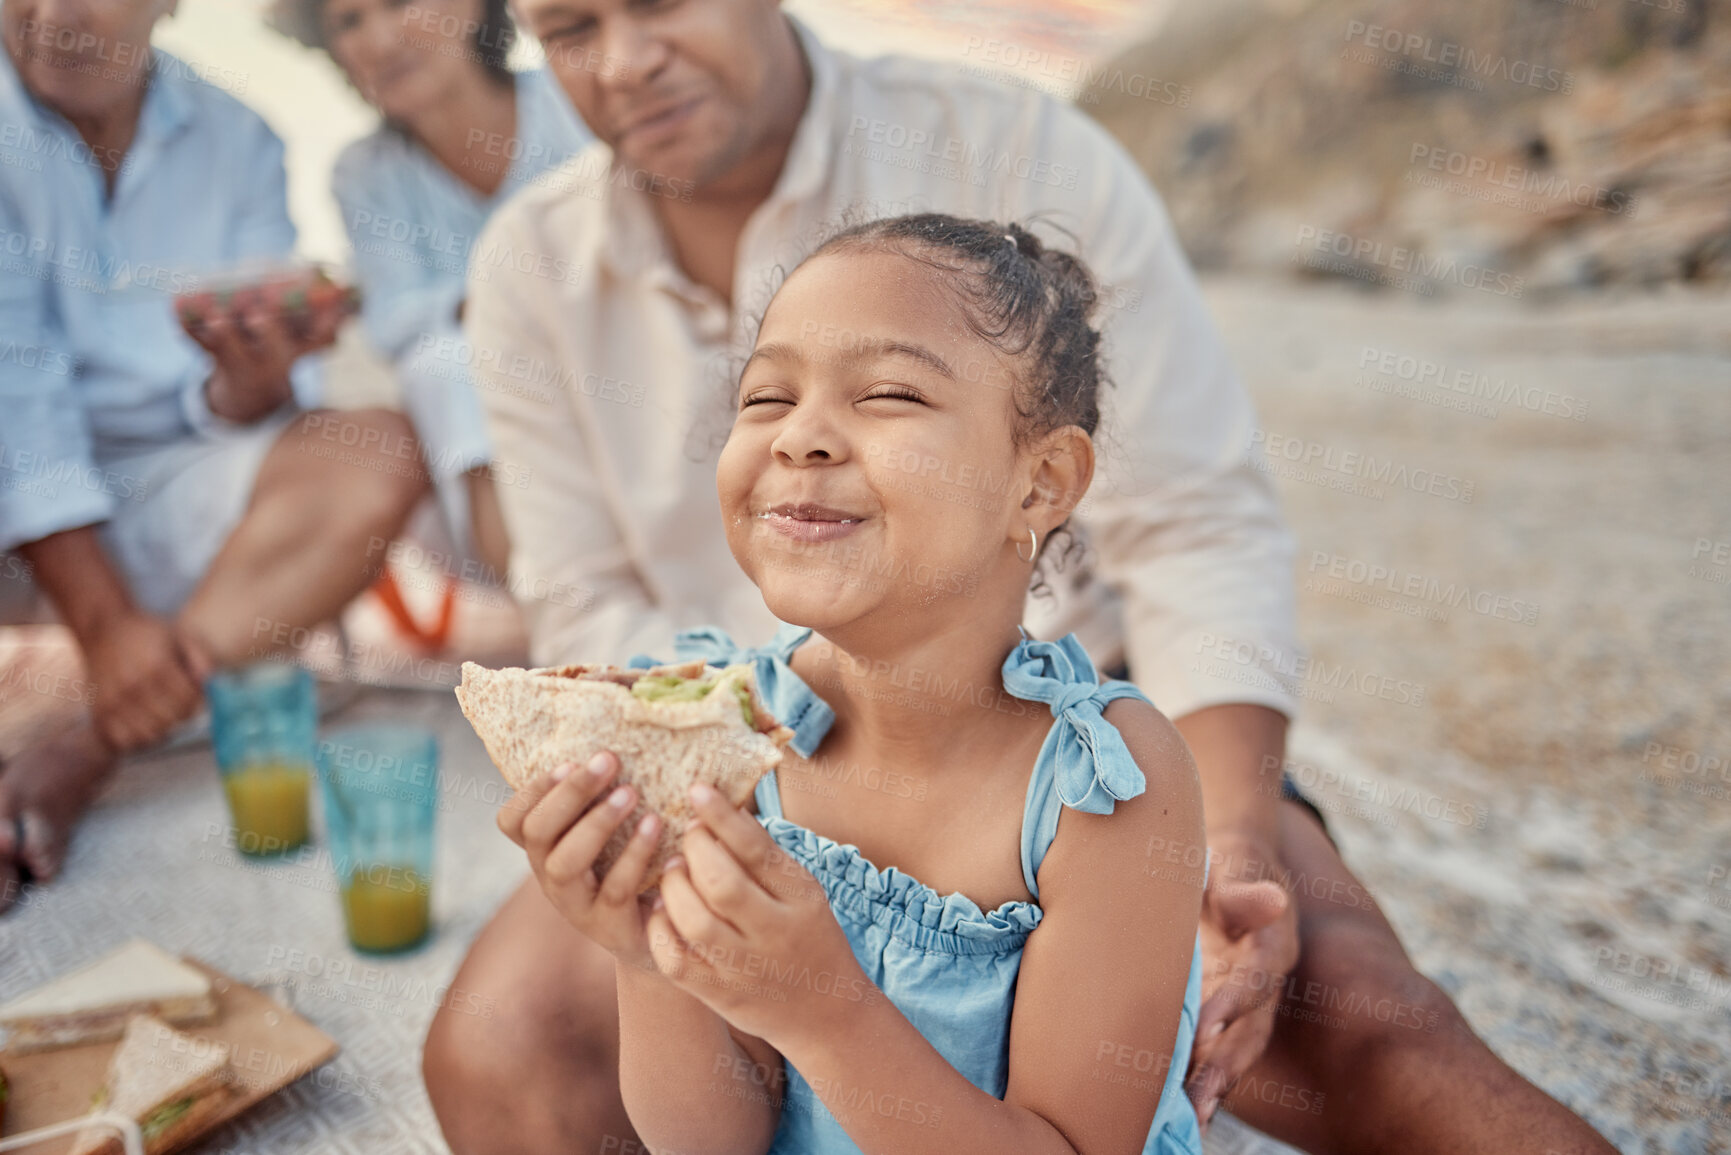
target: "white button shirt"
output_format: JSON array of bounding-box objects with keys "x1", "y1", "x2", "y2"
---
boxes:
[{"x1": 465, "y1": 18, "x2": 1302, "y2": 720}]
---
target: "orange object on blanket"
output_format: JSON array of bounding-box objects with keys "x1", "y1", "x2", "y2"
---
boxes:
[{"x1": 368, "y1": 569, "x2": 458, "y2": 652}]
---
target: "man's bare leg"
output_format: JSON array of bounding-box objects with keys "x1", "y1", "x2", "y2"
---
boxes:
[
  {"x1": 1221, "y1": 801, "x2": 1618, "y2": 1155},
  {"x1": 423, "y1": 804, "x2": 1618, "y2": 1155},
  {"x1": 178, "y1": 409, "x2": 428, "y2": 663},
  {"x1": 0, "y1": 724, "x2": 114, "y2": 911},
  {"x1": 0, "y1": 409, "x2": 426, "y2": 909},
  {"x1": 424, "y1": 878, "x2": 638, "y2": 1155}
]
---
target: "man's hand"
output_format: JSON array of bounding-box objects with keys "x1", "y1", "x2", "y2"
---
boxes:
[
  {"x1": 81, "y1": 610, "x2": 209, "y2": 750},
  {"x1": 1188, "y1": 835, "x2": 1299, "y2": 1131},
  {"x1": 185, "y1": 297, "x2": 344, "y2": 424}
]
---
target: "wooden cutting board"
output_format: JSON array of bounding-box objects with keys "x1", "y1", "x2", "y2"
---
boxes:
[{"x1": 1, "y1": 959, "x2": 339, "y2": 1153}]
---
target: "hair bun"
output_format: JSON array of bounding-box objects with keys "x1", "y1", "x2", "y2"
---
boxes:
[{"x1": 1005, "y1": 223, "x2": 1042, "y2": 260}]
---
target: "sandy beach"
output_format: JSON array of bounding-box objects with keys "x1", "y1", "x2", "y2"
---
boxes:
[
  {"x1": 4, "y1": 273, "x2": 1724, "y2": 1153},
  {"x1": 1215, "y1": 275, "x2": 1731, "y2": 1153}
]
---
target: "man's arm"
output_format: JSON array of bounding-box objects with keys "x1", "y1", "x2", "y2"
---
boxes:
[
  {"x1": 182, "y1": 121, "x2": 336, "y2": 428},
  {"x1": 332, "y1": 142, "x2": 467, "y2": 364},
  {"x1": 17, "y1": 527, "x2": 206, "y2": 750},
  {"x1": 0, "y1": 164, "x2": 209, "y2": 750},
  {"x1": 1173, "y1": 704, "x2": 1297, "y2": 1128},
  {"x1": 1016, "y1": 102, "x2": 1305, "y2": 1127},
  {"x1": 464, "y1": 200, "x2": 681, "y2": 665}
]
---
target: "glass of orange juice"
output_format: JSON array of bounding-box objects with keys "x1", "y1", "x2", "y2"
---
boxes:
[
  {"x1": 207, "y1": 663, "x2": 317, "y2": 856},
  {"x1": 316, "y1": 726, "x2": 439, "y2": 955}
]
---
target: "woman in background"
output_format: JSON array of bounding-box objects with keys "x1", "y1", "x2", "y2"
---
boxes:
[{"x1": 272, "y1": 0, "x2": 590, "y2": 587}]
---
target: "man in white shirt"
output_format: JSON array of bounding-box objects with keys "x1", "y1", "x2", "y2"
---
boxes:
[{"x1": 424, "y1": 2, "x2": 1615, "y2": 1152}]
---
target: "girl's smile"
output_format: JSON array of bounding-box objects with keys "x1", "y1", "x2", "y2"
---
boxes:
[{"x1": 755, "y1": 503, "x2": 867, "y2": 543}]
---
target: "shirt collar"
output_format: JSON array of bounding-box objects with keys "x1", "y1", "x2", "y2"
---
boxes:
[
  {"x1": 0, "y1": 47, "x2": 194, "y2": 149},
  {"x1": 769, "y1": 15, "x2": 838, "y2": 209},
  {"x1": 138, "y1": 51, "x2": 195, "y2": 143},
  {"x1": 596, "y1": 13, "x2": 838, "y2": 281}
]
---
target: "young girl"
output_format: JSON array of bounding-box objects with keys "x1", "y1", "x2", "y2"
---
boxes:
[{"x1": 499, "y1": 214, "x2": 1206, "y2": 1155}]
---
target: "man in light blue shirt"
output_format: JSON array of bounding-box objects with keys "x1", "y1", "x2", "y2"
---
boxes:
[{"x1": 0, "y1": 0, "x2": 427, "y2": 906}]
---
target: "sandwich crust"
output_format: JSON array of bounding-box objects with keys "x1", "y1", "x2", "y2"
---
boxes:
[
  {"x1": 456, "y1": 659, "x2": 793, "y2": 891},
  {"x1": 0, "y1": 940, "x2": 218, "y2": 1055},
  {"x1": 66, "y1": 1015, "x2": 233, "y2": 1155}
]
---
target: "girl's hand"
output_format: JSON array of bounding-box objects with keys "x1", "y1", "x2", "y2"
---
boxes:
[
  {"x1": 497, "y1": 751, "x2": 663, "y2": 970},
  {"x1": 646, "y1": 783, "x2": 878, "y2": 1047}
]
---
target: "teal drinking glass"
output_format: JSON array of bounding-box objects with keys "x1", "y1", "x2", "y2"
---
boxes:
[
  {"x1": 206, "y1": 663, "x2": 317, "y2": 856},
  {"x1": 316, "y1": 725, "x2": 439, "y2": 954}
]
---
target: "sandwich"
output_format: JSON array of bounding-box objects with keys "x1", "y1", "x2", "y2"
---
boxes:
[
  {"x1": 456, "y1": 658, "x2": 792, "y2": 891},
  {"x1": 0, "y1": 940, "x2": 216, "y2": 1054},
  {"x1": 67, "y1": 1015, "x2": 233, "y2": 1155}
]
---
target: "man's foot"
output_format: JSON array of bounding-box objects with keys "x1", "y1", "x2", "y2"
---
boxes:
[{"x1": 0, "y1": 724, "x2": 117, "y2": 915}]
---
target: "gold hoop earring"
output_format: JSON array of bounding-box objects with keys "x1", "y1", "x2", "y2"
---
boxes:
[{"x1": 1015, "y1": 528, "x2": 1038, "y2": 563}]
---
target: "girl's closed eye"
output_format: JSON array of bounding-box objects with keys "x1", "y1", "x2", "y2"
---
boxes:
[{"x1": 860, "y1": 384, "x2": 926, "y2": 405}]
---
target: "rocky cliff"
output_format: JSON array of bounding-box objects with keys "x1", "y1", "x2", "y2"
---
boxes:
[{"x1": 1085, "y1": 0, "x2": 1730, "y2": 293}]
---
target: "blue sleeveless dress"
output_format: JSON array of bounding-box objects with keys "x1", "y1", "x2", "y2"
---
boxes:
[{"x1": 642, "y1": 624, "x2": 1204, "y2": 1155}]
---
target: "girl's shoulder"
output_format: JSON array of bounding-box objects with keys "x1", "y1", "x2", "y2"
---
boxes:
[{"x1": 1041, "y1": 695, "x2": 1206, "y2": 902}]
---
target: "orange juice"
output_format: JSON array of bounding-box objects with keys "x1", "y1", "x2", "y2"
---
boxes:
[
  {"x1": 343, "y1": 867, "x2": 431, "y2": 953},
  {"x1": 222, "y1": 761, "x2": 311, "y2": 854}
]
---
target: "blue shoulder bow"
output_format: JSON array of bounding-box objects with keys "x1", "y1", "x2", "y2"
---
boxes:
[{"x1": 1001, "y1": 633, "x2": 1147, "y2": 814}]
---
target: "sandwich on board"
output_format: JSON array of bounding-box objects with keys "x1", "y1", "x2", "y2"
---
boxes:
[
  {"x1": 0, "y1": 940, "x2": 216, "y2": 1054},
  {"x1": 67, "y1": 1014, "x2": 233, "y2": 1155},
  {"x1": 456, "y1": 658, "x2": 792, "y2": 891}
]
